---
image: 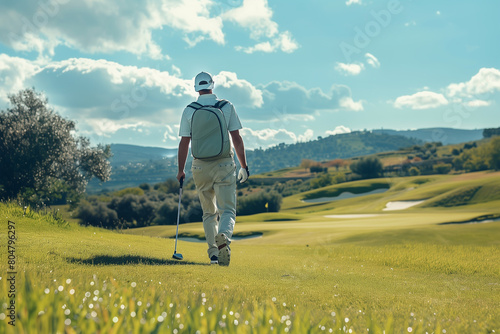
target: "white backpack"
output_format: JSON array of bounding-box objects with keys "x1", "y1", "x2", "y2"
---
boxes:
[{"x1": 189, "y1": 100, "x2": 231, "y2": 160}]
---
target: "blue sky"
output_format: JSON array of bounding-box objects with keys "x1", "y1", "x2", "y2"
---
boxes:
[{"x1": 1, "y1": 0, "x2": 499, "y2": 149}]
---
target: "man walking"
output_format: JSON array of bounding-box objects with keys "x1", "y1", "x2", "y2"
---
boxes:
[{"x1": 177, "y1": 71, "x2": 249, "y2": 266}]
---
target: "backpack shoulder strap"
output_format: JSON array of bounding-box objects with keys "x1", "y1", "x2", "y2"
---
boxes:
[
  {"x1": 187, "y1": 102, "x2": 203, "y2": 110},
  {"x1": 214, "y1": 100, "x2": 229, "y2": 110}
]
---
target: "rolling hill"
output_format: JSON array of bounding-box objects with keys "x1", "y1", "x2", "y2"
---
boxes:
[{"x1": 87, "y1": 128, "x2": 484, "y2": 193}]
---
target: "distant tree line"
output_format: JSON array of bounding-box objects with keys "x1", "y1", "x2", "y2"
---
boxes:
[
  {"x1": 483, "y1": 127, "x2": 500, "y2": 138},
  {"x1": 77, "y1": 179, "x2": 203, "y2": 229}
]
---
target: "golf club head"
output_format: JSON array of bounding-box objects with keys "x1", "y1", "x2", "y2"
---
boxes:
[{"x1": 172, "y1": 252, "x2": 183, "y2": 260}]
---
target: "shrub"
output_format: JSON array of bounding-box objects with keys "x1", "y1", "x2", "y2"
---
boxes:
[
  {"x1": 433, "y1": 163, "x2": 452, "y2": 175},
  {"x1": 409, "y1": 166, "x2": 421, "y2": 176},
  {"x1": 350, "y1": 157, "x2": 383, "y2": 179},
  {"x1": 237, "y1": 191, "x2": 282, "y2": 216}
]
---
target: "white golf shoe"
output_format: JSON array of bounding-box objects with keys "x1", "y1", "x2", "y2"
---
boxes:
[{"x1": 215, "y1": 233, "x2": 231, "y2": 266}]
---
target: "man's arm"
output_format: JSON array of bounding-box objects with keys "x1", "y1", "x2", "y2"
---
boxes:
[
  {"x1": 230, "y1": 130, "x2": 247, "y2": 169},
  {"x1": 177, "y1": 136, "x2": 191, "y2": 182}
]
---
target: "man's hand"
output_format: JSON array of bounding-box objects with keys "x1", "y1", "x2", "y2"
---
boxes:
[
  {"x1": 177, "y1": 171, "x2": 185, "y2": 183},
  {"x1": 238, "y1": 166, "x2": 249, "y2": 183}
]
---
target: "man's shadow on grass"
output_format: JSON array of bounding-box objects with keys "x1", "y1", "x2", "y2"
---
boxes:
[{"x1": 67, "y1": 255, "x2": 208, "y2": 266}]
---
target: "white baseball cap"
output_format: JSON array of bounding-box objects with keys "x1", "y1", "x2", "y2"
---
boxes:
[{"x1": 194, "y1": 71, "x2": 214, "y2": 92}]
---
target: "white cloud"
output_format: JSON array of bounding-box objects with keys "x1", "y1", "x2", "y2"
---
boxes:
[
  {"x1": 163, "y1": 124, "x2": 178, "y2": 143},
  {"x1": 240, "y1": 127, "x2": 314, "y2": 149},
  {"x1": 298, "y1": 129, "x2": 314, "y2": 142},
  {"x1": 1, "y1": 0, "x2": 298, "y2": 59},
  {"x1": 346, "y1": 0, "x2": 362, "y2": 5},
  {"x1": 339, "y1": 97, "x2": 363, "y2": 111},
  {"x1": 236, "y1": 31, "x2": 299, "y2": 54},
  {"x1": 365, "y1": 53, "x2": 380, "y2": 68},
  {"x1": 87, "y1": 119, "x2": 144, "y2": 137},
  {"x1": 223, "y1": 0, "x2": 278, "y2": 39},
  {"x1": 394, "y1": 91, "x2": 449, "y2": 110},
  {"x1": 256, "y1": 81, "x2": 362, "y2": 121},
  {"x1": 465, "y1": 100, "x2": 491, "y2": 108},
  {"x1": 335, "y1": 62, "x2": 365, "y2": 76},
  {"x1": 224, "y1": 0, "x2": 299, "y2": 54},
  {"x1": 214, "y1": 71, "x2": 264, "y2": 108},
  {"x1": 0, "y1": 54, "x2": 40, "y2": 102},
  {"x1": 325, "y1": 126, "x2": 352, "y2": 136},
  {"x1": 446, "y1": 68, "x2": 500, "y2": 98}
]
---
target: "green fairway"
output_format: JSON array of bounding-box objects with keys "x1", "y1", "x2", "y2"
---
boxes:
[{"x1": 1, "y1": 171, "x2": 500, "y2": 333}]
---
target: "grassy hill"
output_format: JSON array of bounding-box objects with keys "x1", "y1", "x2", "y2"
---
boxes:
[{"x1": 2, "y1": 170, "x2": 499, "y2": 333}]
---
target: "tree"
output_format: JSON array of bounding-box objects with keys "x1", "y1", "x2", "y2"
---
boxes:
[
  {"x1": 0, "y1": 88, "x2": 111, "y2": 204},
  {"x1": 487, "y1": 136, "x2": 500, "y2": 170},
  {"x1": 350, "y1": 157, "x2": 383, "y2": 179},
  {"x1": 483, "y1": 127, "x2": 500, "y2": 138}
]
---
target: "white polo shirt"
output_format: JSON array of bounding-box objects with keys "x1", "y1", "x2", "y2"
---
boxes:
[{"x1": 178, "y1": 94, "x2": 242, "y2": 137}]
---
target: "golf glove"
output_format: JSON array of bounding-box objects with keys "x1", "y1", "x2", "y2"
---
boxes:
[{"x1": 238, "y1": 166, "x2": 249, "y2": 183}]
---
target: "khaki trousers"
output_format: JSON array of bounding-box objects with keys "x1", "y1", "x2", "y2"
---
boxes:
[{"x1": 191, "y1": 157, "x2": 237, "y2": 258}]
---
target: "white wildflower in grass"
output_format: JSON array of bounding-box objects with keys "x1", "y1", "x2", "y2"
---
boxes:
[
  {"x1": 66, "y1": 279, "x2": 71, "y2": 284},
  {"x1": 130, "y1": 312, "x2": 136, "y2": 317},
  {"x1": 229, "y1": 311, "x2": 233, "y2": 316},
  {"x1": 0, "y1": 313, "x2": 6, "y2": 320},
  {"x1": 235, "y1": 313, "x2": 240, "y2": 319},
  {"x1": 245, "y1": 320, "x2": 249, "y2": 325},
  {"x1": 44, "y1": 288, "x2": 50, "y2": 294},
  {"x1": 120, "y1": 304, "x2": 125, "y2": 310},
  {"x1": 162, "y1": 312, "x2": 167, "y2": 318},
  {"x1": 58, "y1": 286, "x2": 64, "y2": 291},
  {"x1": 113, "y1": 317, "x2": 119, "y2": 323},
  {"x1": 283, "y1": 302, "x2": 286, "y2": 307},
  {"x1": 208, "y1": 307, "x2": 213, "y2": 311},
  {"x1": 157, "y1": 316, "x2": 164, "y2": 322},
  {"x1": 169, "y1": 303, "x2": 173, "y2": 308},
  {"x1": 200, "y1": 312, "x2": 204, "y2": 317},
  {"x1": 69, "y1": 289, "x2": 75, "y2": 295},
  {"x1": 345, "y1": 317, "x2": 350, "y2": 323},
  {"x1": 85, "y1": 292, "x2": 91, "y2": 298},
  {"x1": 37, "y1": 311, "x2": 45, "y2": 316},
  {"x1": 331, "y1": 312, "x2": 336, "y2": 317},
  {"x1": 179, "y1": 324, "x2": 184, "y2": 329},
  {"x1": 272, "y1": 297, "x2": 277, "y2": 302},
  {"x1": 94, "y1": 290, "x2": 99, "y2": 295},
  {"x1": 89, "y1": 304, "x2": 94, "y2": 309},
  {"x1": 64, "y1": 309, "x2": 70, "y2": 315},
  {"x1": 90, "y1": 281, "x2": 94, "y2": 286},
  {"x1": 140, "y1": 318, "x2": 146, "y2": 325},
  {"x1": 222, "y1": 314, "x2": 226, "y2": 319},
  {"x1": 321, "y1": 326, "x2": 326, "y2": 330},
  {"x1": 408, "y1": 327, "x2": 413, "y2": 332},
  {"x1": 137, "y1": 301, "x2": 142, "y2": 306},
  {"x1": 91, "y1": 311, "x2": 97, "y2": 318},
  {"x1": 176, "y1": 313, "x2": 181, "y2": 319},
  {"x1": 286, "y1": 320, "x2": 292, "y2": 326},
  {"x1": 234, "y1": 320, "x2": 239, "y2": 325},
  {"x1": 269, "y1": 319, "x2": 273, "y2": 324},
  {"x1": 131, "y1": 282, "x2": 137, "y2": 288},
  {"x1": 64, "y1": 319, "x2": 71, "y2": 325}
]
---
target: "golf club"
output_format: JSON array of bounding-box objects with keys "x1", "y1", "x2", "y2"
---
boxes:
[{"x1": 172, "y1": 177, "x2": 184, "y2": 261}]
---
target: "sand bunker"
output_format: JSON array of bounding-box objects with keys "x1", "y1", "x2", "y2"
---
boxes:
[
  {"x1": 303, "y1": 188, "x2": 388, "y2": 203},
  {"x1": 383, "y1": 200, "x2": 425, "y2": 211}
]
